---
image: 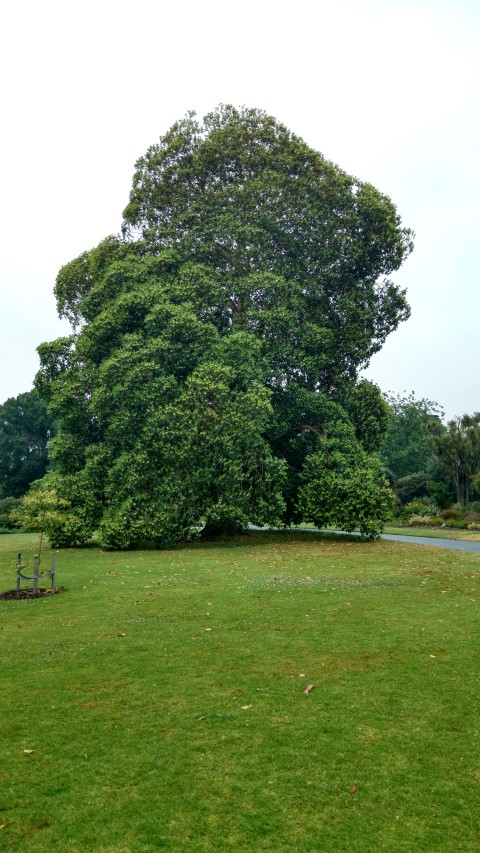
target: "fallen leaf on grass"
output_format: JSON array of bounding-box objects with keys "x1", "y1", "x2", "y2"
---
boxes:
[
  {"x1": 241, "y1": 704, "x2": 253, "y2": 710},
  {"x1": 117, "y1": 633, "x2": 126, "y2": 637},
  {"x1": 0, "y1": 824, "x2": 9, "y2": 830},
  {"x1": 349, "y1": 786, "x2": 358, "y2": 794},
  {"x1": 197, "y1": 716, "x2": 206, "y2": 721},
  {"x1": 23, "y1": 749, "x2": 34, "y2": 754},
  {"x1": 38, "y1": 821, "x2": 50, "y2": 829},
  {"x1": 303, "y1": 684, "x2": 315, "y2": 695}
]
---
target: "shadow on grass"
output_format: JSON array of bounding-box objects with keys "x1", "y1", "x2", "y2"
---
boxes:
[
  {"x1": 44, "y1": 528, "x2": 372, "y2": 555},
  {"x1": 152, "y1": 528, "x2": 368, "y2": 553}
]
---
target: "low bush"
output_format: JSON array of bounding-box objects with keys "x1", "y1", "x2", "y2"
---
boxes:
[
  {"x1": 400, "y1": 499, "x2": 438, "y2": 520},
  {"x1": 468, "y1": 522, "x2": 480, "y2": 530},
  {"x1": 408, "y1": 514, "x2": 434, "y2": 527},
  {"x1": 408, "y1": 515, "x2": 444, "y2": 527},
  {"x1": 439, "y1": 507, "x2": 462, "y2": 521},
  {"x1": 394, "y1": 472, "x2": 427, "y2": 505},
  {"x1": 0, "y1": 497, "x2": 20, "y2": 530},
  {"x1": 464, "y1": 511, "x2": 480, "y2": 522}
]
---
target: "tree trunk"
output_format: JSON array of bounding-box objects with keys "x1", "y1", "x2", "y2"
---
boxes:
[
  {"x1": 201, "y1": 520, "x2": 245, "y2": 539},
  {"x1": 454, "y1": 474, "x2": 470, "y2": 506}
]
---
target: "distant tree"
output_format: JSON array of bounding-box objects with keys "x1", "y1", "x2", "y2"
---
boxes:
[
  {"x1": 425, "y1": 414, "x2": 480, "y2": 506},
  {"x1": 380, "y1": 393, "x2": 443, "y2": 482},
  {"x1": 472, "y1": 470, "x2": 480, "y2": 496},
  {"x1": 393, "y1": 471, "x2": 428, "y2": 505},
  {"x1": 0, "y1": 390, "x2": 55, "y2": 498},
  {"x1": 0, "y1": 497, "x2": 20, "y2": 530}
]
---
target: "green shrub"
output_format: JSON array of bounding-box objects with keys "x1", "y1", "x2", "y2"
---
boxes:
[
  {"x1": 464, "y1": 511, "x2": 480, "y2": 522},
  {"x1": 467, "y1": 522, "x2": 480, "y2": 530},
  {"x1": 10, "y1": 487, "x2": 92, "y2": 553},
  {"x1": 439, "y1": 507, "x2": 462, "y2": 521},
  {"x1": 394, "y1": 472, "x2": 427, "y2": 505},
  {"x1": 0, "y1": 497, "x2": 21, "y2": 530},
  {"x1": 400, "y1": 499, "x2": 438, "y2": 520},
  {"x1": 408, "y1": 514, "x2": 433, "y2": 527},
  {"x1": 406, "y1": 514, "x2": 443, "y2": 527}
]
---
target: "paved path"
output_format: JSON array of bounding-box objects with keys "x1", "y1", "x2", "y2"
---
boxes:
[
  {"x1": 379, "y1": 532, "x2": 480, "y2": 554},
  {"x1": 324, "y1": 528, "x2": 480, "y2": 554},
  {"x1": 248, "y1": 524, "x2": 480, "y2": 554},
  {"x1": 250, "y1": 525, "x2": 480, "y2": 554}
]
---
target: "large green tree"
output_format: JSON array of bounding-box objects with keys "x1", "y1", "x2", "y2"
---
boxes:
[
  {"x1": 0, "y1": 390, "x2": 55, "y2": 498},
  {"x1": 36, "y1": 106, "x2": 412, "y2": 547}
]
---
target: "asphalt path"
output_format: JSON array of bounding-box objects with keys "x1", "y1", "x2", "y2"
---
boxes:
[
  {"x1": 250, "y1": 526, "x2": 480, "y2": 555},
  {"x1": 324, "y1": 528, "x2": 480, "y2": 554},
  {"x1": 379, "y1": 532, "x2": 480, "y2": 554}
]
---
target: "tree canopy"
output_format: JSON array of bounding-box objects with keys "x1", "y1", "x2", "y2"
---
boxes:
[
  {"x1": 425, "y1": 414, "x2": 480, "y2": 506},
  {"x1": 379, "y1": 392, "x2": 452, "y2": 506},
  {"x1": 380, "y1": 392, "x2": 444, "y2": 482},
  {"x1": 36, "y1": 106, "x2": 413, "y2": 547},
  {"x1": 0, "y1": 390, "x2": 55, "y2": 498}
]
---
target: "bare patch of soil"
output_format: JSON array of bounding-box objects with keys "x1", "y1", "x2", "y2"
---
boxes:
[{"x1": 0, "y1": 586, "x2": 64, "y2": 600}]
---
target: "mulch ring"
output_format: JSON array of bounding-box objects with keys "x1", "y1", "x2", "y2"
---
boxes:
[{"x1": 0, "y1": 587, "x2": 64, "y2": 600}]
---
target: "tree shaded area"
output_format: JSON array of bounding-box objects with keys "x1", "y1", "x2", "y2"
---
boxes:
[{"x1": 36, "y1": 106, "x2": 413, "y2": 547}]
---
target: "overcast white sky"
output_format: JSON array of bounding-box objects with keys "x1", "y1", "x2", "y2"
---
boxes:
[{"x1": 1, "y1": 0, "x2": 479, "y2": 419}]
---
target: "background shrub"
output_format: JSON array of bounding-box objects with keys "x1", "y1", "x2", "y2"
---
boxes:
[
  {"x1": 394, "y1": 472, "x2": 427, "y2": 505},
  {"x1": 439, "y1": 507, "x2": 463, "y2": 521},
  {"x1": 0, "y1": 497, "x2": 20, "y2": 531},
  {"x1": 408, "y1": 514, "x2": 433, "y2": 527},
  {"x1": 400, "y1": 499, "x2": 438, "y2": 520},
  {"x1": 464, "y1": 511, "x2": 480, "y2": 522}
]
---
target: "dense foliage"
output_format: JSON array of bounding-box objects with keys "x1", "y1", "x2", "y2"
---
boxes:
[
  {"x1": 426, "y1": 414, "x2": 480, "y2": 506},
  {"x1": 380, "y1": 393, "x2": 443, "y2": 481},
  {"x1": 36, "y1": 106, "x2": 414, "y2": 547},
  {"x1": 380, "y1": 395, "x2": 480, "y2": 517},
  {"x1": 0, "y1": 497, "x2": 20, "y2": 532},
  {"x1": 0, "y1": 390, "x2": 55, "y2": 498},
  {"x1": 379, "y1": 392, "x2": 454, "y2": 508},
  {"x1": 10, "y1": 487, "x2": 76, "y2": 560}
]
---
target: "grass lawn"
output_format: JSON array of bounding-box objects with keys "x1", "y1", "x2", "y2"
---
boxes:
[{"x1": 1, "y1": 531, "x2": 479, "y2": 852}]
